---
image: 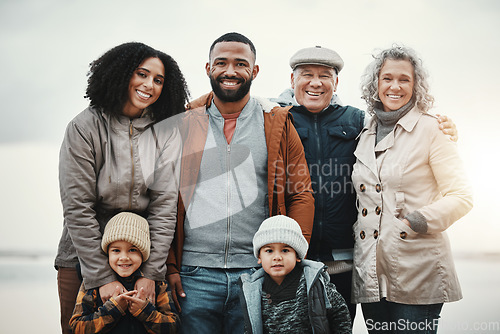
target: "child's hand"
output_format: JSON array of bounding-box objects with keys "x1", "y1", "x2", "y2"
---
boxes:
[
  {"x1": 122, "y1": 287, "x2": 149, "y2": 316},
  {"x1": 111, "y1": 286, "x2": 136, "y2": 312}
]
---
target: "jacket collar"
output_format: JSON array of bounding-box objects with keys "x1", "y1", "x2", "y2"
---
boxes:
[
  {"x1": 273, "y1": 87, "x2": 343, "y2": 109},
  {"x1": 243, "y1": 259, "x2": 326, "y2": 285},
  {"x1": 101, "y1": 108, "x2": 155, "y2": 131},
  {"x1": 355, "y1": 107, "x2": 424, "y2": 177},
  {"x1": 188, "y1": 92, "x2": 278, "y2": 116},
  {"x1": 362, "y1": 106, "x2": 423, "y2": 133}
]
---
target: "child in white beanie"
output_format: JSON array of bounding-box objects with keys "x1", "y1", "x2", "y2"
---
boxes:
[
  {"x1": 70, "y1": 212, "x2": 179, "y2": 333},
  {"x1": 239, "y1": 215, "x2": 351, "y2": 333}
]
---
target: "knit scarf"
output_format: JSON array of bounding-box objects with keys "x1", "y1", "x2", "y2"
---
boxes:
[
  {"x1": 374, "y1": 99, "x2": 415, "y2": 145},
  {"x1": 262, "y1": 264, "x2": 303, "y2": 304}
]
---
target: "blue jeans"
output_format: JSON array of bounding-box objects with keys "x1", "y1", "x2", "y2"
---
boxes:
[
  {"x1": 179, "y1": 266, "x2": 255, "y2": 334},
  {"x1": 362, "y1": 299, "x2": 443, "y2": 334}
]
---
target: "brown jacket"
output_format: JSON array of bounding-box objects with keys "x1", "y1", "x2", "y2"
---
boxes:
[{"x1": 167, "y1": 93, "x2": 314, "y2": 274}]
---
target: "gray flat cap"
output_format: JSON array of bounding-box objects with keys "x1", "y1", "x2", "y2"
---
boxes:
[{"x1": 289, "y1": 46, "x2": 344, "y2": 73}]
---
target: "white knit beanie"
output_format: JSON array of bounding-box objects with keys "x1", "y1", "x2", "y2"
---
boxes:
[
  {"x1": 253, "y1": 215, "x2": 308, "y2": 260},
  {"x1": 101, "y1": 212, "x2": 151, "y2": 261}
]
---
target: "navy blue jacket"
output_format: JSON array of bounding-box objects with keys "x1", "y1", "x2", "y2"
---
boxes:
[{"x1": 274, "y1": 89, "x2": 365, "y2": 261}]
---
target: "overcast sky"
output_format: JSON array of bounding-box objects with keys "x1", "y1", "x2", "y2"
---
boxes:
[{"x1": 1, "y1": 0, "x2": 499, "y2": 254}]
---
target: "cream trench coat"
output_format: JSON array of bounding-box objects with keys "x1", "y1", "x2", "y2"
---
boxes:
[{"x1": 351, "y1": 107, "x2": 473, "y2": 305}]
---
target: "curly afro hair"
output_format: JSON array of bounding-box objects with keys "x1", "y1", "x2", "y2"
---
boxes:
[{"x1": 85, "y1": 42, "x2": 190, "y2": 122}]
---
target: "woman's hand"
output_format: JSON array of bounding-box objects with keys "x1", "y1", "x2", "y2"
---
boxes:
[
  {"x1": 99, "y1": 281, "x2": 126, "y2": 304},
  {"x1": 135, "y1": 277, "x2": 156, "y2": 304}
]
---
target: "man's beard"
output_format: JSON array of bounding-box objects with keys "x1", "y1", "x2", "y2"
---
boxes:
[{"x1": 210, "y1": 75, "x2": 253, "y2": 102}]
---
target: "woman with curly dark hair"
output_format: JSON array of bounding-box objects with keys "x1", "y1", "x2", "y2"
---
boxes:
[{"x1": 54, "y1": 42, "x2": 189, "y2": 334}]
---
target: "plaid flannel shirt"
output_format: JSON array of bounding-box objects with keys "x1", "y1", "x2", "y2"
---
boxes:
[{"x1": 69, "y1": 278, "x2": 179, "y2": 333}]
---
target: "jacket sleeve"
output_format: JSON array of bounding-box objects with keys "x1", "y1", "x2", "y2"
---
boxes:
[
  {"x1": 284, "y1": 116, "x2": 315, "y2": 242},
  {"x1": 59, "y1": 117, "x2": 116, "y2": 289},
  {"x1": 133, "y1": 282, "x2": 180, "y2": 334},
  {"x1": 141, "y1": 124, "x2": 182, "y2": 281},
  {"x1": 325, "y1": 283, "x2": 352, "y2": 334},
  {"x1": 69, "y1": 284, "x2": 124, "y2": 333},
  {"x1": 410, "y1": 127, "x2": 473, "y2": 234}
]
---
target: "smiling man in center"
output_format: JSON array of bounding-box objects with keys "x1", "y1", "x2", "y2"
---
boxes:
[{"x1": 166, "y1": 32, "x2": 314, "y2": 334}]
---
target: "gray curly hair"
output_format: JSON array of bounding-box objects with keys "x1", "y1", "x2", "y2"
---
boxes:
[{"x1": 360, "y1": 45, "x2": 434, "y2": 114}]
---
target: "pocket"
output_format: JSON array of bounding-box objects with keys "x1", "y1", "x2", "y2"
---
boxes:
[
  {"x1": 327, "y1": 125, "x2": 359, "y2": 140},
  {"x1": 393, "y1": 216, "x2": 415, "y2": 239},
  {"x1": 296, "y1": 128, "x2": 309, "y2": 142},
  {"x1": 180, "y1": 265, "x2": 200, "y2": 276}
]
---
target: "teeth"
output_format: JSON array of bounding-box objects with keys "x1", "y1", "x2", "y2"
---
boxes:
[
  {"x1": 137, "y1": 90, "x2": 151, "y2": 98},
  {"x1": 307, "y1": 91, "x2": 322, "y2": 96},
  {"x1": 222, "y1": 81, "x2": 238, "y2": 86},
  {"x1": 387, "y1": 95, "x2": 401, "y2": 99}
]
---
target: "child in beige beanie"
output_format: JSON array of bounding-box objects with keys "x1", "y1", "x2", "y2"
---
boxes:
[{"x1": 70, "y1": 212, "x2": 179, "y2": 333}]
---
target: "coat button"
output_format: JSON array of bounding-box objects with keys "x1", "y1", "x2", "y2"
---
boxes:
[
  {"x1": 376, "y1": 184, "x2": 382, "y2": 192},
  {"x1": 375, "y1": 206, "x2": 381, "y2": 215},
  {"x1": 362, "y1": 208, "x2": 368, "y2": 216},
  {"x1": 373, "y1": 230, "x2": 379, "y2": 239},
  {"x1": 400, "y1": 231, "x2": 407, "y2": 239},
  {"x1": 360, "y1": 184, "x2": 366, "y2": 192},
  {"x1": 360, "y1": 231, "x2": 366, "y2": 240}
]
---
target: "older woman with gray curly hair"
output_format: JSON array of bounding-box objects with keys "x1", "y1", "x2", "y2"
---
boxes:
[{"x1": 351, "y1": 45, "x2": 473, "y2": 333}]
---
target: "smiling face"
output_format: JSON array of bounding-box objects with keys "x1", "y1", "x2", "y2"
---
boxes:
[
  {"x1": 291, "y1": 65, "x2": 338, "y2": 113},
  {"x1": 107, "y1": 240, "x2": 143, "y2": 278},
  {"x1": 258, "y1": 243, "x2": 300, "y2": 285},
  {"x1": 122, "y1": 57, "x2": 165, "y2": 118},
  {"x1": 206, "y1": 41, "x2": 259, "y2": 105},
  {"x1": 378, "y1": 59, "x2": 415, "y2": 112}
]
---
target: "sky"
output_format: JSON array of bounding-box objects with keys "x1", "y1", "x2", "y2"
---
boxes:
[{"x1": 1, "y1": 0, "x2": 499, "y2": 256}]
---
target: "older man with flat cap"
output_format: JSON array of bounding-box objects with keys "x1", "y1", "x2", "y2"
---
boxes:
[
  {"x1": 273, "y1": 46, "x2": 362, "y2": 321},
  {"x1": 273, "y1": 46, "x2": 457, "y2": 322}
]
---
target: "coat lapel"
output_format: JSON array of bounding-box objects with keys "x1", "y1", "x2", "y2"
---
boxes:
[{"x1": 354, "y1": 117, "x2": 379, "y2": 178}]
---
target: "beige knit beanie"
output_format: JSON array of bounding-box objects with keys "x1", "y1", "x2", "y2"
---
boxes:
[
  {"x1": 253, "y1": 215, "x2": 308, "y2": 260},
  {"x1": 101, "y1": 212, "x2": 151, "y2": 261}
]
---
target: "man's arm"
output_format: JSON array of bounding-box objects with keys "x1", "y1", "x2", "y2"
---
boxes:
[{"x1": 283, "y1": 115, "x2": 315, "y2": 242}]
